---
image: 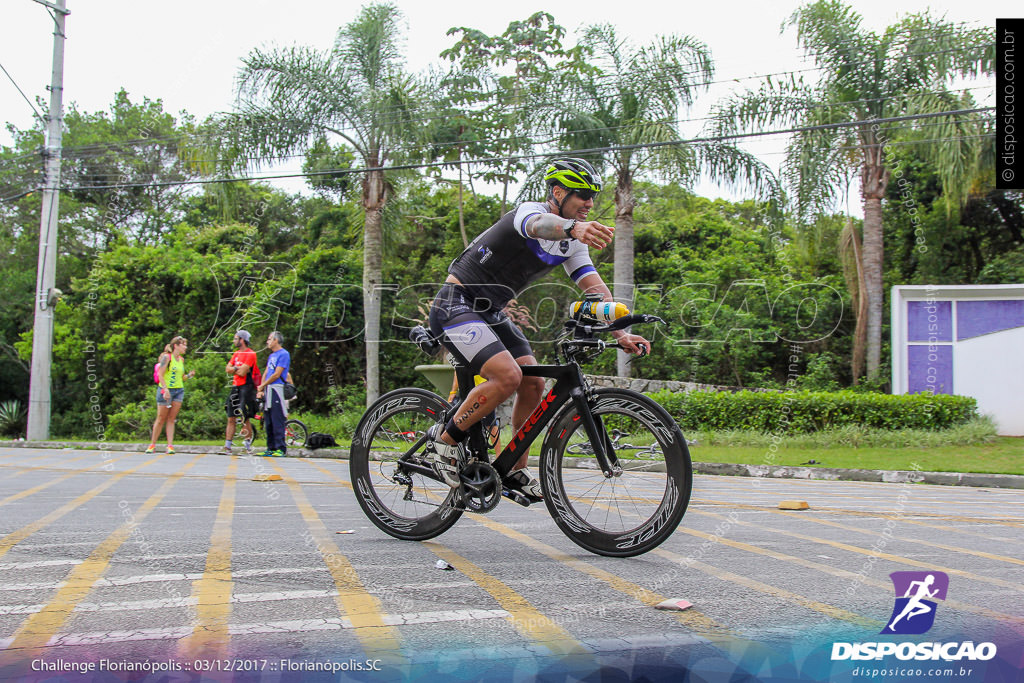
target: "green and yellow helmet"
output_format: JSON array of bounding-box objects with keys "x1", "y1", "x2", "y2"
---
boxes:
[{"x1": 543, "y1": 158, "x2": 602, "y2": 194}]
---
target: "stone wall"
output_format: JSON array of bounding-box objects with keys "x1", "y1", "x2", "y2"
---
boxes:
[{"x1": 584, "y1": 375, "x2": 754, "y2": 394}]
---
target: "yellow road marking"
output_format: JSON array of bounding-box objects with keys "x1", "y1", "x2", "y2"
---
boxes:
[
  {"x1": 558, "y1": 477, "x2": 883, "y2": 630},
  {"x1": 301, "y1": 459, "x2": 734, "y2": 642},
  {"x1": 0, "y1": 454, "x2": 170, "y2": 560},
  {"x1": 757, "y1": 506, "x2": 1024, "y2": 567},
  {"x1": 423, "y1": 541, "x2": 588, "y2": 656},
  {"x1": 464, "y1": 511, "x2": 735, "y2": 640},
  {"x1": 694, "y1": 498, "x2": 1024, "y2": 548},
  {"x1": 5, "y1": 454, "x2": 204, "y2": 651},
  {"x1": 0, "y1": 451, "x2": 81, "y2": 475},
  {"x1": 695, "y1": 498, "x2": 1024, "y2": 526},
  {"x1": 690, "y1": 508, "x2": 1024, "y2": 625},
  {"x1": 687, "y1": 508, "x2": 1024, "y2": 595},
  {"x1": 652, "y1": 546, "x2": 881, "y2": 629},
  {"x1": 273, "y1": 463, "x2": 403, "y2": 661},
  {"x1": 178, "y1": 457, "x2": 238, "y2": 661},
  {"x1": 0, "y1": 454, "x2": 134, "y2": 508}
]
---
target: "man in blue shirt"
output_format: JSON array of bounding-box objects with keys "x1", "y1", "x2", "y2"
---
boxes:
[{"x1": 256, "y1": 330, "x2": 291, "y2": 457}]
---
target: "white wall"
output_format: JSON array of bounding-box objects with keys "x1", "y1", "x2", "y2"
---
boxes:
[{"x1": 954, "y1": 327, "x2": 1024, "y2": 436}]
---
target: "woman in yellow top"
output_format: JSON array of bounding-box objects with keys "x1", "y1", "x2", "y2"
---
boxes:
[{"x1": 146, "y1": 335, "x2": 195, "y2": 454}]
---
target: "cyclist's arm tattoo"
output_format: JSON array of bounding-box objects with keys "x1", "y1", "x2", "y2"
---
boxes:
[{"x1": 525, "y1": 213, "x2": 574, "y2": 241}]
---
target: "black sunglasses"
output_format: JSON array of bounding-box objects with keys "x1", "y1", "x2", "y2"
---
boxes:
[{"x1": 572, "y1": 188, "x2": 598, "y2": 201}]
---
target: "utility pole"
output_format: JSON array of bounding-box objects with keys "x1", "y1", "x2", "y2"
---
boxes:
[{"x1": 26, "y1": 0, "x2": 69, "y2": 441}]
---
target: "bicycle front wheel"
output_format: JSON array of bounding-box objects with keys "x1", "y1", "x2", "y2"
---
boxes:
[
  {"x1": 349, "y1": 388, "x2": 463, "y2": 541},
  {"x1": 284, "y1": 419, "x2": 308, "y2": 449},
  {"x1": 540, "y1": 388, "x2": 692, "y2": 557}
]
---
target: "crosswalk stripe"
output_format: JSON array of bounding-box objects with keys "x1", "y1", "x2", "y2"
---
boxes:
[
  {"x1": 0, "y1": 589, "x2": 342, "y2": 616},
  {"x1": 178, "y1": 456, "x2": 237, "y2": 661},
  {"x1": 0, "y1": 560, "x2": 82, "y2": 571},
  {"x1": 4, "y1": 454, "x2": 204, "y2": 650},
  {"x1": 271, "y1": 462, "x2": 403, "y2": 661},
  {"x1": 0, "y1": 453, "x2": 170, "y2": 560},
  {"x1": 300, "y1": 459, "x2": 735, "y2": 644},
  {"x1": 422, "y1": 542, "x2": 589, "y2": 657},
  {"x1": 26, "y1": 609, "x2": 514, "y2": 649}
]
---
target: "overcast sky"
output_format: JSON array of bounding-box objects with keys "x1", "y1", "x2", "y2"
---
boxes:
[{"x1": 0, "y1": 0, "x2": 1014, "y2": 208}]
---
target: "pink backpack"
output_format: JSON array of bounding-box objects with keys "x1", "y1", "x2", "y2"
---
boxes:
[{"x1": 153, "y1": 354, "x2": 166, "y2": 384}]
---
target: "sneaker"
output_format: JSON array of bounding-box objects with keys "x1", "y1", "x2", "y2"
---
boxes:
[
  {"x1": 166, "y1": 446, "x2": 175, "y2": 455},
  {"x1": 220, "y1": 445, "x2": 233, "y2": 455},
  {"x1": 259, "y1": 450, "x2": 285, "y2": 458},
  {"x1": 425, "y1": 424, "x2": 463, "y2": 488},
  {"x1": 243, "y1": 439, "x2": 253, "y2": 454},
  {"x1": 505, "y1": 468, "x2": 543, "y2": 500},
  {"x1": 144, "y1": 444, "x2": 156, "y2": 454}
]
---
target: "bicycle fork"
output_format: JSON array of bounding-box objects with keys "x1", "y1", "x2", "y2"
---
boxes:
[{"x1": 570, "y1": 387, "x2": 622, "y2": 478}]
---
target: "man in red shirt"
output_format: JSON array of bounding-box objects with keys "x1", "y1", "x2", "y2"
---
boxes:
[{"x1": 223, "y1": 329, "x2": 259, "y2": 454}]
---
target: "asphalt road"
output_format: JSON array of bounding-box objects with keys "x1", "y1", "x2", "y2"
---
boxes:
[{"x1": 0, "y1": 447, "x2": 1021, "y2": 682}]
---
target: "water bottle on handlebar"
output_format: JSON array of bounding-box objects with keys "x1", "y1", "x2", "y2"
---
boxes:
[{"x1": 570, "y1": 300, "x2": 630, "y2": 322}]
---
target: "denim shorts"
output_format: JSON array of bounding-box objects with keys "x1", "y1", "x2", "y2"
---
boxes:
[{"x1": 156, "y1": 387, "x2": 184, "y2": 406}]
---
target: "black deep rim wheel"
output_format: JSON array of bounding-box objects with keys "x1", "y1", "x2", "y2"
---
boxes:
[
  {"x1": 349, "y1": 388, "x2": 463, "y2": 541},
  {"x1": 540, "y1": 388, "x2": 692, "y2": 557}
]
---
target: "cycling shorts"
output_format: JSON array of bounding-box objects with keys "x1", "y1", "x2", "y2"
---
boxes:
[{"x1": 428, "y1": 283, "x2": 532, "y2": 375}]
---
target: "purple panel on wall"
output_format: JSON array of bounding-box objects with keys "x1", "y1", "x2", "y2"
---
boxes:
[
  {"x1": 907, "y1": 345, "x2": 953, "y2": 395},
  {"x1": 907, "y1": 300, "x2": 952, "y2": 342},
  {"x1": 957, "y1": 299, "x2": 1024, "y2": 340}
]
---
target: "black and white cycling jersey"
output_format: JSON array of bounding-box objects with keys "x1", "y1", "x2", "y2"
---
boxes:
[{"x1": 447, "y1": 201, "x2": 596, "y2": 311}]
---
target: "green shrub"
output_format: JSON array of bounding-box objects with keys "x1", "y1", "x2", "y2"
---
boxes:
[
  {"x1": 105, "y1": 387, "x2": 226, "y2": 441},
  {"x1": 649, "y1": 389, "x2": 977, "y2": 435},
  {"x1": 694, "y1": 417, "x2": 996, "y2": 448},
  {"x1": 0, "y1": 400, "x2": 26, "y2": 437}
]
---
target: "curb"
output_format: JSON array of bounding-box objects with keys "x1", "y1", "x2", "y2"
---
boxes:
[
  {"x1": 3, "y1": 441, "x2": 1023, "y2": 490},
  {"x1": 689, "y1": 461, "x2": 1024, "y2": 490}
]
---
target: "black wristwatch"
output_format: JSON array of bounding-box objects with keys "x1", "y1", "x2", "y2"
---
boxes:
[{"x1": 563, "y1": 219, "x2": 577, "y2": 241}]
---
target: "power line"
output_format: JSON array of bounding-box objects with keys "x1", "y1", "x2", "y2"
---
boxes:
[
  {"x1": 23, "y1": 83, "x2": 995, "y2": 181},
  {"x1": 0, "y1": 60, "x2": 46, "y2": 126},
  {"x1": 3, "y1": 36, "x2": 993, "y2": 165},
  {"x1": 47, "y1": 107, "x2": 992, "y2": 194}
]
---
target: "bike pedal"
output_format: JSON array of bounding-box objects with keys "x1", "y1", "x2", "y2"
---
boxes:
[{"x1": 502, "y1": 489, "x2": 532, "y2": 507}]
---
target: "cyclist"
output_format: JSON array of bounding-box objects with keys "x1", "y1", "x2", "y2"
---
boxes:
[{"x1": 426, "y1": 157, "x2": 652, "y2": 500}]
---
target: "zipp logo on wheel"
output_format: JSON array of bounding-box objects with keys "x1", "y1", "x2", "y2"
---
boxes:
[{"x1": 882, "y1": 571, "x2": 949, "y2": 635}]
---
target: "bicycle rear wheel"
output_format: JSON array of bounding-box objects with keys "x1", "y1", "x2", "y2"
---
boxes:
[
  {"x1": 284, "y1": 419, "x2": 308, "y2": 448},
  {"x1": 349, "y1": 388, "x2": 463, "y2": 541},
  {"x1": 540, "y1": 388, "x2": 692, "y2": 557}
]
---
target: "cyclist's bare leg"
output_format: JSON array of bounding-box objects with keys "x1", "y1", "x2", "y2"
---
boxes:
[
  {"x1": 437, "y1": 351, "x2": 521, "y2": 446},
  {"x1": 510, "y1": 355, "x2": 545, "y2": 469}
]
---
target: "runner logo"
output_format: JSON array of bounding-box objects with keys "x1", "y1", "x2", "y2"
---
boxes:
[{"x1": 882, "y1": 571, "x2": 949, "y2": 635}]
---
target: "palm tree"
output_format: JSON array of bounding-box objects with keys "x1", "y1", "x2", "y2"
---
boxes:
[
  {"x1": 559, "y1": 25, "x2": 779, "y2": 376},
  {"x1": 230, "y1": 3, "x2": 426, "y2": 404},
  {"x1": 712, "y1": 0, "x2": 994, "y2": 380}
]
